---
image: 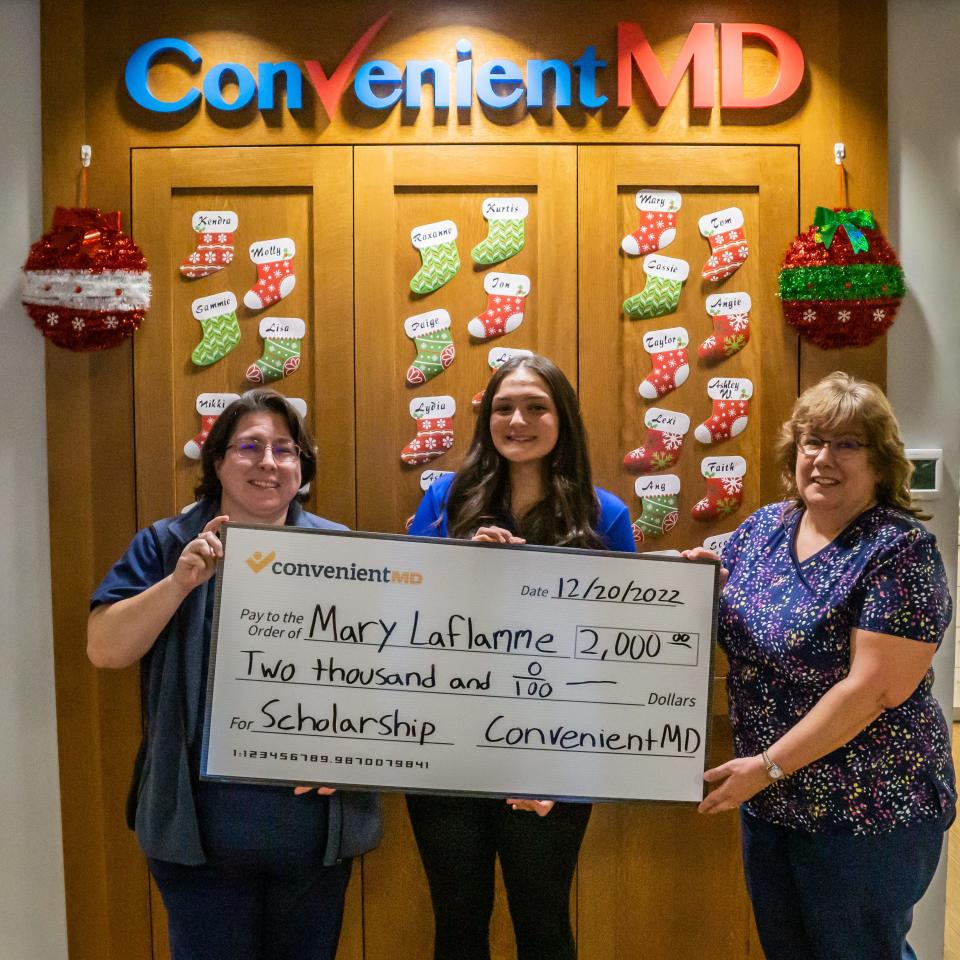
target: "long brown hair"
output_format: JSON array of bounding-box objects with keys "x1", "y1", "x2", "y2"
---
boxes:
[
  {"x1": 773, "y1": 371, "x2": 926, "y2": 518},
  {"x1": 446, "y1": 355, "x2": 603, "y2": 547}
]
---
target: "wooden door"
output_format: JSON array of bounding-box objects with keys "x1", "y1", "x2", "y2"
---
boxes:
[
  {"x1": 130, "y1": 146, "x2": 360, "y2": 960},
  {"x1": 354, "y1": 144, "x2": 578, "y2": 960},
  {"x1": 576, "y1": 145, "x2": 799, "y2": 959}
]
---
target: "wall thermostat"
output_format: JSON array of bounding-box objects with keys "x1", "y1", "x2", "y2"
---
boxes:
[{"x1": 905, "y1": 449, "x2": 942, "y2": 499}]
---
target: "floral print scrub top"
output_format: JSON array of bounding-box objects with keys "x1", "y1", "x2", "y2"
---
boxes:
[{"x1": 719, "y1": 502, "x2": 955, "y2": 834}]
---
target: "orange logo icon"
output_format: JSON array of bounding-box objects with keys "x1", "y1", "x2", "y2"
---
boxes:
[{"x1": 245, "y1": 550, "x2": 276, "y2": 573}]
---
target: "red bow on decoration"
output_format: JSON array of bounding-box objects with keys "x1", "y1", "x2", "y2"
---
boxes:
[{"x1": 48, "y1": 207, "x2": 123, "y2": 261}]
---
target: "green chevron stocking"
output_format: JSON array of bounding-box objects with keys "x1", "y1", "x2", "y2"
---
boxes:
[
  {"x1": 471, "y1": 198, "x2": 528, "y2": 265},
  {"x1": 410, "y1": 220, "x2": 460, "y2": 295},
  {"x1": 623, "y1": 255, "x2": 689, "y2": 320},
  {"x1": 190, "y1": 292, "x2": 240, "y2": 367}
]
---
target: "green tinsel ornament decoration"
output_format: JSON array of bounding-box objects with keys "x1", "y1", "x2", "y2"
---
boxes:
[{"x1": 778, "y1": 207, "x2": 905, "y2": 349}]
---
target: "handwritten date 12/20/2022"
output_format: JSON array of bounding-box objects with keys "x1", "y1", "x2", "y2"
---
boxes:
[{"x1": 540, "y1": 577, "x2": 685, "y2": 605}]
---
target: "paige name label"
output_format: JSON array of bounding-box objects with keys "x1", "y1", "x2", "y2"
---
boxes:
[{"x1": 202, "y1": 526, "x2": 719, "y2": 803}]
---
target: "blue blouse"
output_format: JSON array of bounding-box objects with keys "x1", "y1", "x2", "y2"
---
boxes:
[
  {"x1": 720, "y1": 502, "x2": 955, "y2": 834},
  {"x1": 409, "y1": 472, "x2": 636, "y2": 553}
]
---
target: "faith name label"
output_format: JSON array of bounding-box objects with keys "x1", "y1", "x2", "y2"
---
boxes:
[{"x1": 202, "y1": 525, "x2": 719, "y2": 803}]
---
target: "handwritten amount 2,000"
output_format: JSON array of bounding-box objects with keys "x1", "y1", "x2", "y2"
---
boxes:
[{"x1": 555, "y1": 577, "x2": 682, "y2": 605}]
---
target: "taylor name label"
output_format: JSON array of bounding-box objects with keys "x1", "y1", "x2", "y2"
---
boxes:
[{"x1": 202, "y1": 525, "x2": 718, "y2": 803}]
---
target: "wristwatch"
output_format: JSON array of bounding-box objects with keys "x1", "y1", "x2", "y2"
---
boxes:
[{"x1": 761, "y1": 749, "x2": 784, "y2": 781}]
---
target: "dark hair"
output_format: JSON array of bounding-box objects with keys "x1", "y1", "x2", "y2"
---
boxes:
[
  {"x1": 446, "y1": 355, "x2": 603, "y2": 548},
  {"x1": 773, "y1": 371, "x2": 926, "y2": 519},
  {"x1": 195, "y1": 389, "x2": 317, "y2": 503}
]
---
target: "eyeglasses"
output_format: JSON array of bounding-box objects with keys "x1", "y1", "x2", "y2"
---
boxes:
[
  {"x1": 797, "y1": 434, "x2": 869, "y2": 459},
  {"x1": 226, "y1": 439, "x2": 301, "y2": 463}
]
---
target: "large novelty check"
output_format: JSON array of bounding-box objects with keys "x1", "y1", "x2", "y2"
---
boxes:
[{"x1": 202, "y1": 524, "x2": 719, "y2": 803}]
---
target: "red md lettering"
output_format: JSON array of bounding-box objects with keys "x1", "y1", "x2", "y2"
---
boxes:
[{"x1": 720, "y1": 23, "x2": 804, "y2": 108}]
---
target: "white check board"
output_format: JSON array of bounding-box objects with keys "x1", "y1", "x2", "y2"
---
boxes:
[{"x1": 201, "y1": 524, "x2": 719, "y2": 803}]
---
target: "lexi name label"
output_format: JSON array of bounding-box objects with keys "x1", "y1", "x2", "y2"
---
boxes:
[
  {"x1": 645, "y1": 407, "x2": 691, "y2": 433},
  {"x1": 411, "y1": 220, "x2": 457, "y2": 247},
  {"x1": 192, "y1": 291, "x2": 237, "y2": 318},
  {"x1": 410, "y1": 396, "x2": 456, "y2": 419},
  {"x1": 482, "y1": 197, "x2": 529, "y2": 219},
  {"x1": 260, "y1": 317, "x2": 306, "y2": 339},
  {"x1": 483, "y1": 272, "x2": 529, "y2": 297},
  {"x1": 644, "y1": 327, "x2": 688, "y2": 351},
  {"x1": 249, "y1": 238, "x2": 295, "y2": 263},
  {"x1": 405, "y1": 309, "x2": 452, "y2": 336},
  {"x1": 193, "y1": 210, "x2": 238, "y2": 232},
  {"x1": 705, "y1": 292, "x2": 751, "y2": 315}
]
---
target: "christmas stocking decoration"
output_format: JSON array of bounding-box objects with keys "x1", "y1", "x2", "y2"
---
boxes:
[
  {"x1": 246, "y1": 316, "x2": 305, "y2": 383},
  {"x1": 190, "y1": 292, "x2": 240, "y2": 367},
  {"x1": 632, "y1": 475, "x2": 680, "y2": 544},
  {"x1": 621, "y1": 190, "x2": 681, "y2": 256},
  {"x1": 694, "y1": 378, "x2": 753, "y2": 444},
  {"x1": 400, "y1": 396, "x2": 456, "y2": 465},
  {"x1": 623, "y1": 408, "x2": 690, "y2": 474},
  {"x1": 472, "y1": 198, "x2": 528, "y2": 265},
  {"x1": 405, "y1": 309, "x2": 455, "y2": 385},
  {"x1": 692, "y1": 456, "x2": 747, "y2": 522},
  {"x1": 700, "y1": 207, "x2": 749, "y2": 282},
  {"x1": 243, "y1": 238, "x2": 296, "y2": 310},
  {"x1": 623, "y1": 255, "x2": 689, "y2": 319},
  {"x1": 699, "y1": 292, "x2": 752, "y2": 362},
  {"x1": 410, "y1": 220, "x2": 460, "y2": 295},
  {"x1": 467, "y1": 272, "x2": 529, "y2": 340},
  {"x1": 473, "y1": 347, "x2": 533, "y2": 409},
  {"x1": 638, "y1": 327, "x2": 690, "y2": 400},
  {"x1": 183, "y1": 393, "x2": 240, "y2": 459},
  {"x1": 179, "y1": 211, "x2": 237, "y2": 278}
]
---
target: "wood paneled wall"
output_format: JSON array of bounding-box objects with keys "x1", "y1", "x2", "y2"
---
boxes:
[{"x1": 40, "y1": 2, "x2": 888, "y2": 958}]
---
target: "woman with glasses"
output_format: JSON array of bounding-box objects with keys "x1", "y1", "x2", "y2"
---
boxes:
[
  {"x1": 405, "y1": 354, "x2": 635, "y2": 960},
  {"x1": 87, "y1": 389, "x2": 381, "y2": 960},
  {"x1": 685, "y1": 371, "x2": 955, "y2": 960}
]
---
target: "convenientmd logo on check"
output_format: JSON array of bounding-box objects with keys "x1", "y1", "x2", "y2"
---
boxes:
[{"x1": 245, "y1": 550, "x2": 422, "y2": 584}]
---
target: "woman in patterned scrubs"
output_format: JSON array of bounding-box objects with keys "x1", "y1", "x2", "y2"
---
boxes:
[{"x1": 688, "y1": 372, "x2": 955, "y2": 960}]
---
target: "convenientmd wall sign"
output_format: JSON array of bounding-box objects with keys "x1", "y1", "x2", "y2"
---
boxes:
[{"x1": 124, "y1": 15, "x2": 804, "y2": 120}]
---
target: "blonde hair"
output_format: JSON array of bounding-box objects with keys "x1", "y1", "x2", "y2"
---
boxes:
[{"x1": 774, "y1": 371, "x2": 924, "y2": 517}]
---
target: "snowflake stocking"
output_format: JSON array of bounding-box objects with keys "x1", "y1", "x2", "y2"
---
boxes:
[
  {"x1": 467, "y1": 272, "x2": 529, "y2": 340},
  {"x1": 692, "y1": 456, "x2": 747, "y2": 522},
  {"x1": 700, "y1": 207, "x2": 749, "y2": 283},
  {"x1": 190, "y1": 291, "x2": 240, "y2": 367},
  {"x1": 472, "y1": 347, "x2": 533, "y2": 409},
  {"x1": 621, "y1": 190, "x2": 681, "y2": 256},
  {"x1": 699, "y1": 292, "x2": 752, "y2": 362},
  {"x1": 179, "y1": 211, "x2": 238, "y2": 279},
  {"x1": 694, "y1": 378, "x2": 753, "y2": 444},
  {"x1": 632, "y1": 475, "x2": 681, "y2": 543},
  {"x1": 243, "y1": 238, "x2": 296, "y2": 310},
  {"x1": 404, "y1": 309, "x2": 455, "y2": 385},
  {"x1": 400, "y1": 396, "x2": 456, "y2": 465},
  {"x1": 410, "y1": 220, "x2": 460, "y2": 295},
  {"x1": 472, "y1": 198, "x2": 528, "y2": 265},
  {"x1": 623, "y1": 408, "x2": 690, "y2": 474},
  {"x1": 623, "y1": 255, "x2": 689, "y2": 320},
  {"x1": 245, "y1": 316, "x2": 305, "y2": 383},
  {"x1": 638, "y1": 327, "x2": 690, "y2": 400},
  {"x1": 183, "y1": 393, "x2": 240, "y2": 460}
]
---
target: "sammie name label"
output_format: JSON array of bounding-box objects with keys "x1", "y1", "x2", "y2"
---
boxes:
[{"x1": 192, "y1": 291, "x2": 237, "y2": 318}]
